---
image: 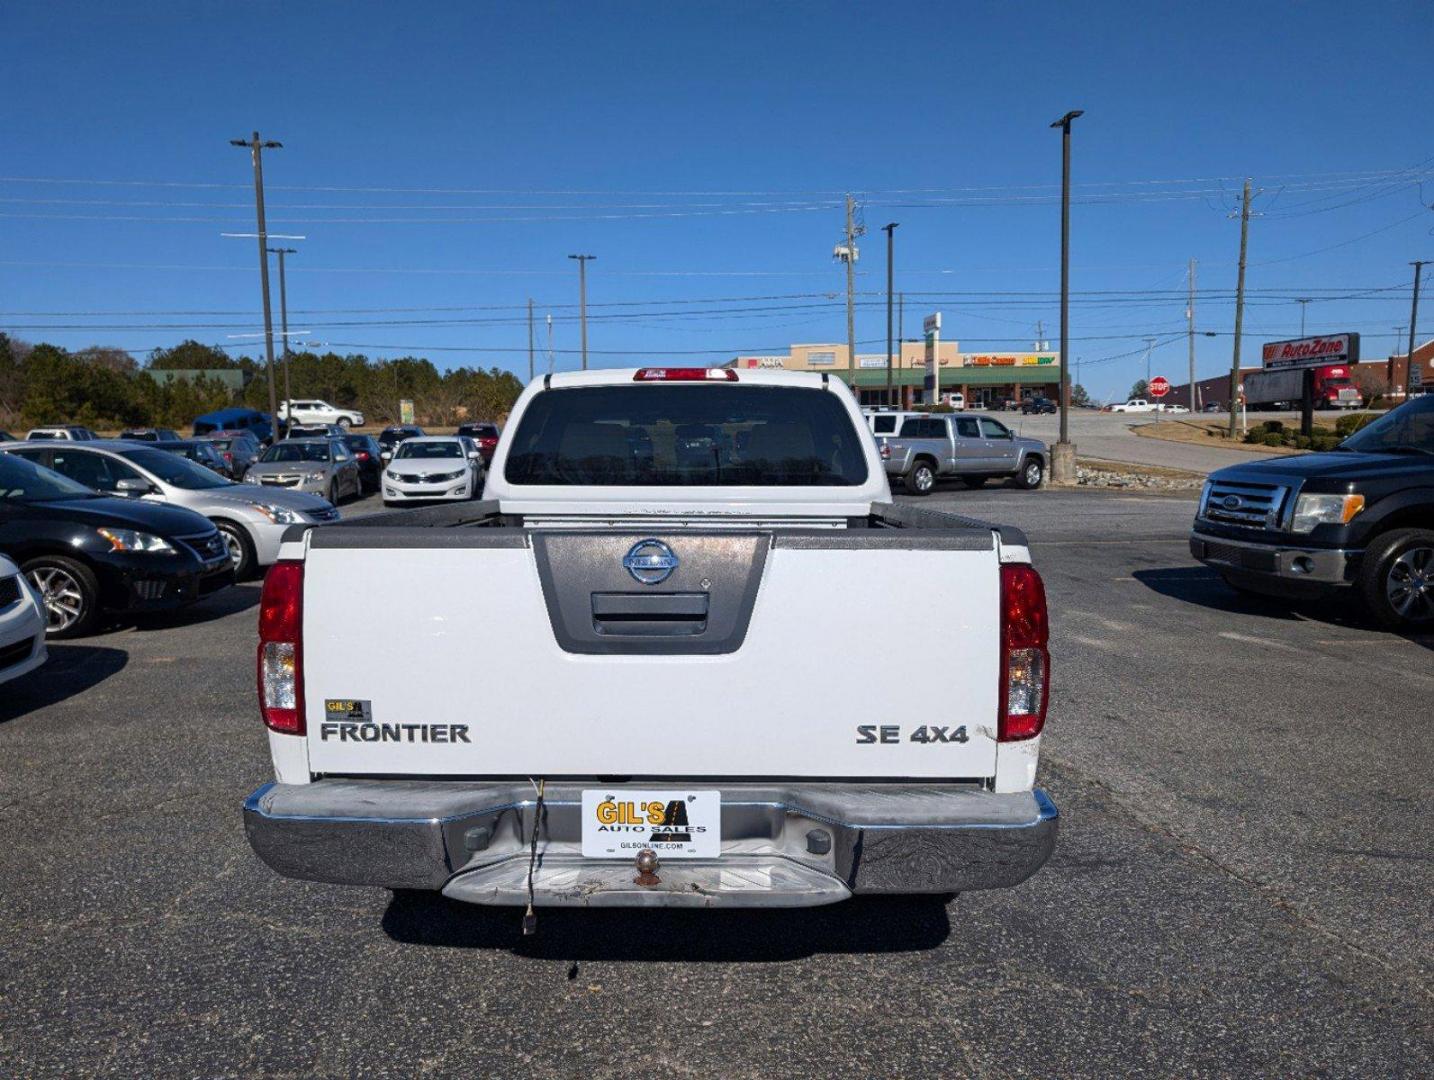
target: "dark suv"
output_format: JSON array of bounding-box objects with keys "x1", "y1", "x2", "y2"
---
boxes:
[
  {"x1": 0, "y1": 453, "x2": 233, "y2": 637},
  {"x1": 1190, "y1": 395, "x2": 1434, "y2": 629},
  {"x1": 1021, "y1": 397, "x2": 1057, "y2": 415}
]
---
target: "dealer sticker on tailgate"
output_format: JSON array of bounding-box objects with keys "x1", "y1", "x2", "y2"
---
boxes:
[{"x1": 580, "y1": 790, "x2": 721, "y2": 859}]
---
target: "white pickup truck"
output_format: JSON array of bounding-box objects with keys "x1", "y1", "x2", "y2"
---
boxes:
[{"x1": 244, "y1": 367, "x2": 1057, "y2": 912}]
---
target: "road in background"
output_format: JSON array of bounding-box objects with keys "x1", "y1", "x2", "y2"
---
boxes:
[
  {"x1": 992, "y1": 408, "x2": 1279, "y2": 473},
  {"x1": 1, "y1": 487, "x2": 1429, "y2": 1076}
]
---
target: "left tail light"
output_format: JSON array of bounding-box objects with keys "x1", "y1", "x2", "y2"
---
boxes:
[
  {"x1": 998, "y1": 563, "x2": 1049, "y2": 741},
  {"x1": 257, "y1": 560, "x2": 305, "y2": 734}
]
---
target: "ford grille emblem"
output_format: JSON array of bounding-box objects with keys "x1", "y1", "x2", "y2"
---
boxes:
[
  {"x1": 623, "y1": 539, "x2": 678, "y2": 585},
  {"x1": 1221, "y1": 495, "x2": 1243, "y2": 510}
]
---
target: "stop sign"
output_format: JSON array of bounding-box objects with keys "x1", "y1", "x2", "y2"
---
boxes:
[{"x1": 1149, "y1": 376, "x2": 1170, "y2": 398}]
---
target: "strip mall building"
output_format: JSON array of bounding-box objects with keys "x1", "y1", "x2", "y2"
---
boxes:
[{"x1": 723, "y1": 342, "x2": 1062, "y2": 408}]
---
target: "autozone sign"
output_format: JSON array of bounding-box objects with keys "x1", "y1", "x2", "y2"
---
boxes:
[{"x1": 1261, "y1": 333, "x2": 1360, "y2": 370}]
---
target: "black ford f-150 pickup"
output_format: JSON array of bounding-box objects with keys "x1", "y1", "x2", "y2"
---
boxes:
[{"x1": 1190, "y1": 394, "x2": 1434, "y2": 630}]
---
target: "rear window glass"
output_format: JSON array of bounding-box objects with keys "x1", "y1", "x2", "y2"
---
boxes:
[
  {"x1": 504, "y1": 384, "x2": 869, "y2": 487},
  {"x1": 871, "y1": 415, "x2": 898, "y2": 434}
]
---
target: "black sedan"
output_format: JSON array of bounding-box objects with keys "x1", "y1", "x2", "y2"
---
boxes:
[
  {"x1": 1021, "y1": 397, "x2": 1058, "y2": 415},
  {"x1": 377, "y1": 425, "x2": 426, "y2": 462},
  {"x1": 198, "y1": 432, "x2": 263, "y2": 480},
  {"x1": 153, "y1": 439, "x2": 230, "y2": 476},
  {"x1": 0, "y1": 453, "x2": 233, "y2": 637},
  {"x1": 341, "y1": 434, "x2": 384, "y2": 493}
]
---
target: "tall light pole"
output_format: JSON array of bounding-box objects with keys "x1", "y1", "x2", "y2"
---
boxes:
[
  {"x1": 883, "y1": 223, "x2": 898, "y2": 407},
  {"x1": 1187, "y1": 259, "x2": 1198, "y2": 411},
  {"x1": 568, "y1": 254, "x2": 595, "y2": 370},
  {"x1": 1228, "y1": 178, "x2": 1253, "y2": 438},
  {"x1": 268, "y1": 246, "x2": 297, "y2": 408},
  {"x1": 1406, "y1": 261, "x2": 1427, "y2": 399},
  {"x1": 1049, "y1": 109, "x2": 1083, "y2": 483},
  {"x1": 231, "y1": 132, "x2": 282, "y2": 435}
]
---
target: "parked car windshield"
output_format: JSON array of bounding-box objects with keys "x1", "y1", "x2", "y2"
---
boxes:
[
  {"x1": 1339, "y1": 396, "x2": 1434, "y2": 455},
  {"x1": 395, "y1": 440, "x2": 463, "y2": 460},
  {"x1": 260, "y1": 442, "x2": 332, "y2": 463},
  {"x1": 0, "y1": 452, "x2": 101, "y2": 501},
  {"x1": 505, "y1": 384, "x2": 869, "y2": 486},
  {"x1": 119, "y1": 446, "x2": 233, "y2": 489}
]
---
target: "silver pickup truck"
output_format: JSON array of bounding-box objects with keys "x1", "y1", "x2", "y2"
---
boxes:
[{"x1": 879, "y1": 414, "x2": 1047, "y2": 494}]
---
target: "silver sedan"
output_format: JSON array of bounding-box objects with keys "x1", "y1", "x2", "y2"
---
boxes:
[{"x1": 244, "y1": 438, "x2": 363, "y2": 503}]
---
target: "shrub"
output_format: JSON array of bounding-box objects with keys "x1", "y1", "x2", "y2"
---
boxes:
[
  {"x1": 1260, "y1": 419, "x2": 1285, "y2": 434},
  {"x1": 1293, "y1": 435, "x2": 1312, "y2": 450},
  {"x1": 1261, "y1": 432, "x2": 1286, "y2": 447},
  {"x1": 1335, "y1": 412, "x2": 1376, "y2": 437},
  {"x1": 1311, "y1": 436, "x2": 1341, "y2": 451}
]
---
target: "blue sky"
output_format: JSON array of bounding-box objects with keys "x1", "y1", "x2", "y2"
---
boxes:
[{"x1": 3, "y1": 0, "x2": 1431, "y2": 399}]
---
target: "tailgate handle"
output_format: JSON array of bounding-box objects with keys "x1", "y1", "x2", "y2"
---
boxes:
[{"x1": 591, "y1": 592, "x2": 709, "y2": 636}]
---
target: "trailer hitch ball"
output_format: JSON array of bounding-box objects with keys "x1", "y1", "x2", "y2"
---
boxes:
[{"x1": 634, "y1": 848, "x2": 661, "y2": 887}]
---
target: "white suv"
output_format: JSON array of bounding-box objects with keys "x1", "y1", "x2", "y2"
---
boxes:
[{"x1": 278, "y1": 399, "x2": 364, "y2": 429}]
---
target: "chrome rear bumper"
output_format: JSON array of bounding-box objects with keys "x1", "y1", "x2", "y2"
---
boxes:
[{"x1": 243, "y1": 780, "x2": 1058, "y2": 908}]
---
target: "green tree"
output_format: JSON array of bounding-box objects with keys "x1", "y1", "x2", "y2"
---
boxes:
[
  {"x1": 1128, "y1": 379, "x2": 1150, "y2": 400},
  {"x1": 1070, "y1": 383, "x2": 1091, "y2": 407},
  {"x1": 148, "y1": 340, "x2": 241, "y2": 370}
]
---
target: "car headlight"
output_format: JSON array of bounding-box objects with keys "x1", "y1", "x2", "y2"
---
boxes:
[
  {"x1": 244, "y1": 474, "x2": 262, "y2": 484},
  {"x1": 253, "y1": 504, "x2": 302, "y2": 525},
  {"x1": 303, "y1": 471, "x2": 326, "y2": 483},
  {"x1": 1197, "y1": 480, "x2": 1213, "y2": 516},
  {"x1": 96, "y1": 527, "x2": 176, "y2": 554},
  {"x1": 433, "y1": 469, "x2": 465, "y2": 482},
  {"x1": 1290, "y1": 493, "x2": 1365, "y2": 533}
]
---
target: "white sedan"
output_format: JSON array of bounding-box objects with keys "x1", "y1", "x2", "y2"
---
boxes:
[
  {"x1": 0, "y1": 553, "x2": 48, "y2": 686},
  {"x1": 382, "y1": 436, "x2": 485, "y2": 506}
]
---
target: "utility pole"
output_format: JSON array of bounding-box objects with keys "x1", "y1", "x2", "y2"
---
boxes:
[
  {"x1": 568, "y1": 255, "x2": 595, "y2": 370},
  {"x1": 839, "y1": 195, "x2": 863, "y2": 395},
  {"x1": 1187, "y1": 258, "x2": 1198, "y2": 412},
  {"x1": 1297, "y1": 297, "x2": 1311, "y2": 337},
  {"x1": 527, "y1": 298, "x2": 535, "y2": 384},
  {"x1": 546, "y1": 313, "x2": 555, "y2": 375},
  {"x1": 268, "y1": 246, "x2": 297, "y2": 408},
  {"x1": 1228, "y1": 178, "x2": 1253, "y2": 438},
  {"x1": 882, "y1": 222, "x2": 898, "y2": 407},
  {"x1": 231, "y1": 132, "x2": 282, "y2": 434},
  {"x1": 1049, "y1": 109, "x2": 1083, "y2": 483},
  {"x1": 1405, "y1": 261, "x2": 1427, "y2": 399},
  {"x1": 1143, "y1": 337, "x2": 1156, "y2": 388}
]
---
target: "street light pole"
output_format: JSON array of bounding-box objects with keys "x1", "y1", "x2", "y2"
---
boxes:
[
  {"x1": 1406, "y1": 261, "x2": 1427, "y2": 400},
  {"x1": 883, "y1": 223, "x2": 898, "y2": 407},
  {"x1": 1049, "y1": 109, "x2": 1083, "y2": 484},
  {"x1": 267, "y1": 246, "x2": 297, "y2": 408},
  {"x1": 230, "y1": 132, "x2": 282, "y2": 437},
  {"x1": 568, "y1": 255, "x2": 595, "y2": 370}
]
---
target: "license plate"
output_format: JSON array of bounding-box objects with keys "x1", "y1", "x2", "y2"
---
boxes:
[{"x1": 580, "y1": 789, "x2": 721, "y2": 859}]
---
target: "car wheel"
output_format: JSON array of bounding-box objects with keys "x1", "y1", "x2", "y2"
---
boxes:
[
  {"x1": 1015, "y1": 457, "x2": 1044, "y2": 490},
  {"x1": 1358, "y1": 528, "x2": 1434, "y2": 630},
  {"x1": 23, "y1": 555, "x2": 100, "y2": 638},
  {"x1": 904, "y1": 461, "x2": 936, "y2": 495},
  {"x1": 336, "y1": 416, "x2": 352, "y2": 430},
  {"x1": 961, "y1": 476, "x2": 986, "y2": 489},
  {"x1": 215, "y1": 520, "x2": 256, "y2": 579}
]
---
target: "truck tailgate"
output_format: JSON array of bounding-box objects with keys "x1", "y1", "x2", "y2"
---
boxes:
[{"x1": 300, "y1": 529, "x2": 1001, "y2": 779}]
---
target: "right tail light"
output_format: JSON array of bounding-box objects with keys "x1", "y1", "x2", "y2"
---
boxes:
[
  {"x1": 998, "y1": 563, "x2": 1049, "y2": 741},
  {"x1": 257, "y1": 560, "x2": 305, "y2": 734}
]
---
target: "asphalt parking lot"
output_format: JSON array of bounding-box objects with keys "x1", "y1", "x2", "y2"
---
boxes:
[{"x1": 2, "y1": 484, "x2": 1430, "y2": 1077}]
